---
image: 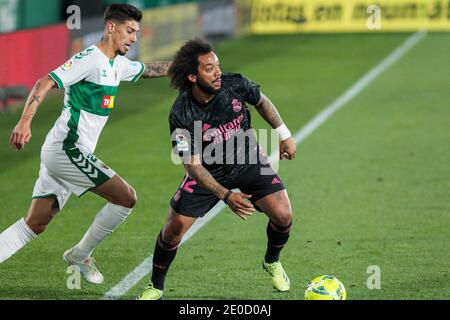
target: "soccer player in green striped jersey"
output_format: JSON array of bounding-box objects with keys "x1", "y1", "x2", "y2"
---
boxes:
[{"x1": 0, "y1": 3, "x2": 170, "y2": 284}]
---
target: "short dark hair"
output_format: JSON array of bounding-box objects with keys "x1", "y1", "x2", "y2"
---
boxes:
[
  {"x1": 104, "y1": 3, "x2": 143, "y2": 24},
  {"x1": 169, "y1": 38, "x2": 213, "y2": 92}
]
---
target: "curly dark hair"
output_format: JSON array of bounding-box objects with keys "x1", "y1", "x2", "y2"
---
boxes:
[
  {"x1": 169, "y1": 38, "x2": 213, "y2": 92},
  {"x1": 104, "y1": 3, "x2": 143, "y2": 24}
]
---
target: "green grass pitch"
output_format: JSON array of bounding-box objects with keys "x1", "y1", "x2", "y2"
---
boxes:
[{"x1": 0, "y1": 32, "x2": 449, "y2": 299}]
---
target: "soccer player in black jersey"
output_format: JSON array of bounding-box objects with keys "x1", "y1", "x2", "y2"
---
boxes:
[{"x1": 139, "y1": 39, "x2": 297, "y2": 300}]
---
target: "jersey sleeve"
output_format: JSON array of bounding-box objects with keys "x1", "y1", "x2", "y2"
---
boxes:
[
  {"x1": 48, "y1": 51, "x2": 93, "y2": 89},
  {"x1": 169, "y1": 110, "x2": 199, "y2": 158},
  {"x1": 236, "y1": 76, "x2": 261, "y2": 106},
  {"x1": 119, "y1": 57, "x2": 145, "y2": 82}
]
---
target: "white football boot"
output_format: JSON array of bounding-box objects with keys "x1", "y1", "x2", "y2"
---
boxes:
[{"x1": 63, "y1": 248, "x2": 104, "y2": 284}]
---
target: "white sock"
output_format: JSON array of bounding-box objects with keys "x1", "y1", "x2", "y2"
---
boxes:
[
  {"x1": 71, "y1": 203, "x2": 132, "y2": 261},
  {"x1": 0, "y1": 218, "x2": 37, "y2": 263}
]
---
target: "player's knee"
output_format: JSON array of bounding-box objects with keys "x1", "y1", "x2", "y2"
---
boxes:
[
  {"x1": 121, "y1": 187, "x2": 138, "y2": 209},
  {"x1": 129, "y1": 188, "x2": 138, "y2": 208},
  {"x1": 165, "y1": 228, "x2": 184, "y2": 243},
  {"x1": 25, "y1": 218, "x2": 48, "y2": 235},
  {"x1": 272, "y1": 207, "x2": 292, "y2": 228},
  {"x1": 164, "y1": 225, "x2": 185, "y2": 244},
  {"x1": 163, "y1": 236, "x2": 181, "y2": 249},
  {"x1": 31, "y1": 224, "x2": 47, "y2": 235}
]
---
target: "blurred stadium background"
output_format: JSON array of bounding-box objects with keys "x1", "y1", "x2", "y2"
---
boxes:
[{"x1": 0, "y1": 0, "x2": 449, "y2": 300}]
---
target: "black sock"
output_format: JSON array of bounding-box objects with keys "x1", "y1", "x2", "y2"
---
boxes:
[
  {"x1": 264, "y1": 220, "x2": 292, "y2": 263},
  {"x1": 151, "y1": 231, "x2": 179, "y2": 290}
]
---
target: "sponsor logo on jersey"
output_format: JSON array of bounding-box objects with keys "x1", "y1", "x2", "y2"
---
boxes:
[
  {"x1": 272, "y1": 177, "x2": 282, "y2": 185},
  {"x1": 202, "y1": 123, "x2": 212, "y2": 132},
  {"x1": 203, "y1": 114, "x2": 245, "y2": 144},
  {"x1": 101, "y1": 96, "x2": 115, "y2": 109},
  {"x1": 61, "y1": 59, "x2": 74, "y2": 71},
  {"x1": 175, "y1": 134, "x2": 189, "y2": 152}
]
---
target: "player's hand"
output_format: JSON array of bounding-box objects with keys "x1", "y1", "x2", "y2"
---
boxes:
[
  {"x1": 280, "y1": 137, "x2": 296, "y2": 160},
  {"x1": 10, "y1": 120, "x2": 32, "y2": 151},
  {"x1": 226, "y1": 192, "x2": 256, "y2": 220}
]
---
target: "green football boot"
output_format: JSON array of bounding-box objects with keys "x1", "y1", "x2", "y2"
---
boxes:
[
  {"x1": 138, "y1": 282, "x2": 163, "y2": 300},
  {"x1": 262, "y1": 260, "x2": 290, "y2": 292}
]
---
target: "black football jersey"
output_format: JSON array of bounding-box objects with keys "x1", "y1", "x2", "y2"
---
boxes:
[{"x1": 169, "y1": 73, "x2": 263, "y2": 184}]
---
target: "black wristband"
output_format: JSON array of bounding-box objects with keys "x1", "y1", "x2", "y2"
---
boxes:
[{"x1": 223, "y1": 190, "x2": 233, "y2": 204}]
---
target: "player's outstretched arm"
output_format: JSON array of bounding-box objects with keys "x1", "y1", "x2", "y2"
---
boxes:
[
  {"x1": 255, "y1": 92, "x2": 297, "y2": 160},
  {"x1": 141, "y1": 61, "x2": 172, "y2": 78},
  {"x1": 183, "y1": 154, "x2": 255, "y2": 220},
  {"x1": 10, "y1": 75, "x2": 56, "y2": 150}
]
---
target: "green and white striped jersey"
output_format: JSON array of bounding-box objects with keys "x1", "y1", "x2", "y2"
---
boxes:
[{"x1": 44, "y1": 45, "x2": 144, "y2": 153}]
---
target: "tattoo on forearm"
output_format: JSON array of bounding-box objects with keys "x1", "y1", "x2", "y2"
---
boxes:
[
  {"x1": 186, "y1": 164, "x2": 226, "y2": 199},
  {"x1": 255, "y1": 93, "x2": 283, "y2": 128},
  {"x1": 21, "y1": 77, "x2": 53, "y2": 123},
  {"x1": 29, "y1": 80, "x2": 44, "y2": 105},
  {"x1": 30, "y1": 95, "x2": 41, "y2": 104},
  {"x1": 142, "y1": 61, "x2": 172, "y2": 78}
]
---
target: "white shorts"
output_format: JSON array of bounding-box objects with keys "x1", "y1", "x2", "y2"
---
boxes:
[{"x1": 32, "y1": 148, "x2": 116, "y2": 209}]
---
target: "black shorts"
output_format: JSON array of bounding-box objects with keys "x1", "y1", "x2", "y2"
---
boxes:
[{"x1": 170, "y1": 163, "x2": 285, "y2": 218}]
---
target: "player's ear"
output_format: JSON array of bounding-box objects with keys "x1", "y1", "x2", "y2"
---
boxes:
[
  {"x1": 187, "y1": 74, "x2": 197, "y2": 83},
  {"x1": 105, "y1": 20, "x2": 115, "y2": 35}
]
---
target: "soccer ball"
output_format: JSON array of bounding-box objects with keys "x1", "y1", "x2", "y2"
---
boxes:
[{"x1": 304, "y1": 275, "x2": 347, "y2": 300}]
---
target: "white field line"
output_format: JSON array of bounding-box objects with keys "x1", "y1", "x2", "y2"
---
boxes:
[{"x1": 103, "y1": 30, "x2": 427, "y2": 300}]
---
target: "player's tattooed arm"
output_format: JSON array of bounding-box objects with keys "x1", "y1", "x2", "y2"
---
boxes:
[
  {"x1": 21, "y1": 75, "x2": 55, "y2": 121},
  {"x1": 254, "y1": 92, "x2": 284, "y2": 129},
  {"x1": 10, "y1": 75, "x2": 56, "y2": 150},
  {"x1": 255, "y1": 92, "x2": 297, "y2": 160},
  {"x1": 141, "y1": 61, "x2": 172, "y2": 78},
  {"x1": 183, "y1": 155, "x2": 228, "y2": 200},
  {"x1": 183, "y1": 155, "x2": 256, "y2": 220}
]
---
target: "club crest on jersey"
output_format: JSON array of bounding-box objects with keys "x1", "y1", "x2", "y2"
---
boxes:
[
  {"x1": 101, "y1": 96, "x2": 115, "y2": 109},
  {"x1": 232, "y1": 99, "x2": 242, "y2": 112}
]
